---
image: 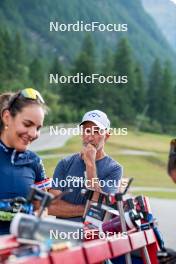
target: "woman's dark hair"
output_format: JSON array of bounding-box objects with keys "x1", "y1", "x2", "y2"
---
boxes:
[
  {"x1": 168, "y1": 156, "x2": 176, "y2": 176},
  {"x1": 0, "y1": 92, "x2": 14, "y2": 133},
  {"x1": 167, "y1": 139, "x2": 176, "y2": 176},
  {"x1": 0, "y1": 91, "x2": 46, "y2": 133}
]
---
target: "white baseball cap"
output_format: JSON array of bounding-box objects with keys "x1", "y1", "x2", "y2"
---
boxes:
[{"x1": 79, "y1": 110, "x2": 110, "y2": 130}]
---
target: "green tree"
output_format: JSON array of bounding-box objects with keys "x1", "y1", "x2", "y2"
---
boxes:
[
  {"x1": 13, "y1": 32, "x2": 28, "y2": 81},
  {"x1": 0, "y1": 30, "x2": 7, "y2": 84},
  {"x1": 147, "y1": 58, "x2": 162, "y2": 122},
  {"x1": 50, "y1": 57, "x2": 63, "y2": 76},
  {"x1": 112, "y1": 38, "x2": 136, "y2": 122},
  {"x1": 14, "y1": 32, "x2": 25, "y2": 65},
  {"x1": 157, "y1": 61, "x2": 174, "y2": 131},
  {"x1": 60, "y1": 34, "x2": 97, "y2": 114},
  {"x1": 134, "y1": 64, "x2": 146, "y2": 113},
  {"x1": 101, "y1": 49, "x2": 113, "y2": 76},
  {"x1": 29, "y1": 58, "x2": 44, "y2": 89},
  {"x1": 99, "y1": 49, "x2": 115, "y2": 113},
  {"x1": 3, "y1": 30, "x2": 15, "y2": 79},
  {"x1": 50, "y1": 56, "x2": 63, "y2": 93}
]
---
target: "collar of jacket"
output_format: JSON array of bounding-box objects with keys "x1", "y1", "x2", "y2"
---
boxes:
[{"x1": 0, "y1": 139, "x2": 34, "y2": 165}]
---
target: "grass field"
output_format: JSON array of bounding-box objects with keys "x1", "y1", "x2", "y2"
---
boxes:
[{"x1": 39, "y1": 130, "x2": 176, "y2": 199}]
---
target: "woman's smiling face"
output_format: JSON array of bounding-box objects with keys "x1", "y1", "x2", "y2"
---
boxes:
[{"x1": 2, "y1": 104, "x2": 44, "y2": 151}]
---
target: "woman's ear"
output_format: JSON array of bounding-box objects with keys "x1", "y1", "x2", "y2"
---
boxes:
[{"x1": 1, "y1": 109, "x2": 11, "y2": 127}]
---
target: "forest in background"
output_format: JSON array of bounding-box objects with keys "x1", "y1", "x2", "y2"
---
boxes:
[
  {"x1": 0, "y1": 31, "x2": 175, "y2": 134},
  {"x1": 0, "y1": 0, "x2": 176, "y2": 134}
]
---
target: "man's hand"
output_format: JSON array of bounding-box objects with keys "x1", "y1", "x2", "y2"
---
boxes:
[
  {"x1": 81, "y1": 143, "x2": 102, "y2": 192},
  {"x1": 81, "y1": 143, "x2": 97, "y2": 166}
]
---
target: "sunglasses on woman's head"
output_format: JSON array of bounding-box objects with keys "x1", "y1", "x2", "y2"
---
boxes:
[{"x1": 8, "y1": 88, "x2": 45, "y2": 109}]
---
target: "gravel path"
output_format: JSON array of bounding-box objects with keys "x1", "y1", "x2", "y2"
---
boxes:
[
  {"x1": 29, "y1": 128, "x2": 73, "y2": 151},
  {"x1": 149, "y1": 198, "x2": 176, "y2": 249},
  {"x1": 131, "y1": 187, "x2": 176, "y2": 193}
]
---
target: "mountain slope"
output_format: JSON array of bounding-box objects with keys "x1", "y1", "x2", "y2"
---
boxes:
[
  {"x1": 141, "y1": 0, "x2": 176, "y2": 52},
  {"x1": 0, "y1": 0, "x2": 175, "y2": 71}
]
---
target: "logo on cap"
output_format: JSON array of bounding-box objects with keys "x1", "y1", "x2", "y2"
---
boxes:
[{"x1": 88, "y1": 112, "x2": 101, "y2": 118}]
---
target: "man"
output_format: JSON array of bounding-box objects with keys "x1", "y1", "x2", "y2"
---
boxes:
[{"x1": 48, "y1": 110, "x2": 122, "y2": 221}]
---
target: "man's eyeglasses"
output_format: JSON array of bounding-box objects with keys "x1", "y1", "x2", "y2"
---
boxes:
[{"x1": 8, "y1": 88, "x2": 45, "y2": 109}]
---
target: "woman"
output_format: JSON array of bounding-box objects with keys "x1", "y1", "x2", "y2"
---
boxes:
[{"x1": 0, "y1": 88, "x2": 50, "y2": 234}]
